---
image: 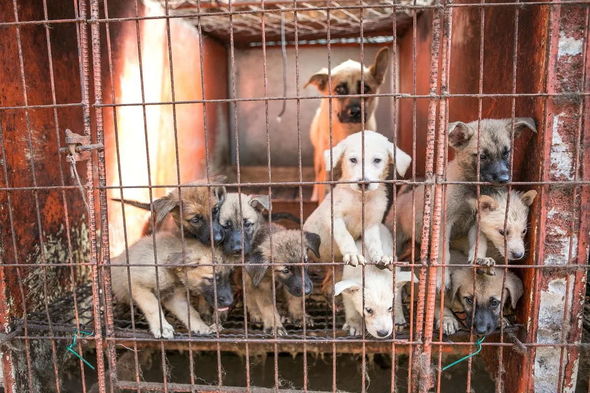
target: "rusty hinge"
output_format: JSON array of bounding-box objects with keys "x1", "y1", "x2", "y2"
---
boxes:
[{"x1": 59, "y1": 129, "x2": 103, "y2": 162}]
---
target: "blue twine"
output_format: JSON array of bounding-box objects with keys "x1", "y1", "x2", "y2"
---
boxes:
[
  {"x1": 442, "y1": 336, "x2": 485, "y2": 371},
  {"x1": 66, "y1": 330, "x2": 95, "y2": 370}
]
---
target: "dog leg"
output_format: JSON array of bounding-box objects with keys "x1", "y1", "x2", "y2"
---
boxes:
[
  {"x1": 393, "y1": 286, "x2": 407, "y2": 332},
  {"x1": 333, "y1": 218, "x2": 365, "y2": 266},
  {"x1": 364, "y1": 224, "x2": 393, "y2": 267},
  {"x1": 467, "y1": 225, "x2": 496, "y2": 275},
  {"x1": 441, "y1": 307, "x2": 461, "y2": 336},
  {"x1": 163, "y1": 288, "x2": 214, "y2": 335},
  {"x1": 342, "y1": 295, "x2": 363, "y2": 336},
  {"x1": 283, "y1": 288, "x2": 313, "y2": 327},
  {"x1": 131, "y1": 285, "x2": 175, "y2": 339},
  {"x1": 250, "y1": 284, "x2": 286, "y2": 335}
]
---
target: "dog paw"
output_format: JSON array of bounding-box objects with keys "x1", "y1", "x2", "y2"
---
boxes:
[
  {"x1": 395, "y1": 322, "x2": 408, "y2": 333},
  {"x1": 344, "y1": 254, "x2": 365, "y2": 266},
  {"x1": 442, "y1": 315, "x2": 460, "y2": 336},
  {"x1": 501, "y1": 317, "x2": 511, "y2": 329},
  {"x1": 151, "y1": 321, "x2": 175, "y2": 339},
  {"x1": 343, "y1": 322, "x2": 363, "y2": 336},
  {"x1": 283, "y1": 314, "x2": 314, "y2": 328},
  {"x1": 264, "y1": 325, "x2": 287, "y2": 336},
  {"x1": 191, "y1": 322, "x2": 215, "y2": 335},
  {"x1": 374, "y1": 255, "x2": 394, "y2": 269}
]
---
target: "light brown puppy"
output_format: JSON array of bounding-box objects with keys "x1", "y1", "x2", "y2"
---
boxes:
[
  {"x1": 441, "y1": 259, "x2": 523, "y2": 336},
  {"x1": 243, "y1": 228, "x2": 321, "y2": 335},
  {"x1": 387, "y1": 118, "x2": 536, "y2": 286},
  {"x1": 306, "y1": 47, "x2": 390, "y2": 201},
  {"x1": 111, "y1": 233, "x2": 232, "y2": 338}
]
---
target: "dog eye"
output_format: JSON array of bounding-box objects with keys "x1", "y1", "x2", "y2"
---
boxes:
[
  {"x1": 243, "y1": 220, "x2": 253, "y2": 228},
  {"x1": 205, "y1": 277, "x2": 214, "y2": 283},
  {"x1": 489, "y1": 299, "x2": 500, "y2": 308},
  {"x1": 365, "y1": 307, "x2": 373, "y2": 315},
  {"x1": 335, "y1": 84, "x2": 348, "y2": 95},
  {"x1": 498, "y1": 229, "x2": 505, "y2": 236},
  {"x1": 349, "y1": 157, "x2": 358, "y2": 164},
  {"x1": 223, "y1": 222, "x2": 232, "y2": 229},
  {"x1": 212, "y1": 206, "x2": 219, "y2": 215},
  {"x1": 373, "y1": 158, "x2": 382, "y2": 164},
  {"x1": 464, "y1": 296, "x2": 474, "y2": 305},
  {"x1": 522, "y1": 228, "x2": 527, "y2": 235},
  {"x1": 387, "y1": 306, "x2": 392, "y2": 313},
  {"x1": 479, "y1": 153, "x2": 487, "y2": 160},
  {"x1": 191, "y1": 215, "x2": 203, "y2": 223},
  {"x1": 281, "y1": 267, "x2": 290, "y2": 274}
]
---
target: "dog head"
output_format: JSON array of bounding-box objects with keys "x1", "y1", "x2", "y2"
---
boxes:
[
  {"x1": 151, "y1": 181, "x2": 227, "y2": 246},
  {"x1": 323, "y1": 130, "x2": 412, "y2": 191},
  {"x1": 468, "y1": 190, "x2": 537, "y2": 260},
  {"x1": 305, "y1": 47, "x2": 389, "y2": 124},
  {"x1": 167, "y1": 252, "x2": 234, "y2": 311},
  {"x1": 448, "y1": 118, "x2": 536, "y2": 184},
  {"x1": 245, "y1": 230, "x2": 320, "y2": 297},
  {"x1": 334, "y1": 278, "x2": 395, "y2": 339},
  {"x1": 449, "y1": 267, "x2": 523, "y2": 336},
  {"x1": 218, "y1": 193, "x2": 270, "y2": 257}
]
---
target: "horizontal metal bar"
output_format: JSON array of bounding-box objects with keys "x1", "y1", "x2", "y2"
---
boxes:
[{"x1": 115, "y1": 381, "x2": 341, "y2": 393}]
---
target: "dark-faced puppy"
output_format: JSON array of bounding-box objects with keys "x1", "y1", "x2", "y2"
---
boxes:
[
  {"x1": 305, "y1": 47, "x2": 390, "y2": 201},
  {"x1": 112, "y1": 180, "x2": 227, "y2": 246},
  {"x1": 167, "y1": 252, "x2": 234, "y2": 312},
  {"x1": 442, "y1": 266, "x2": 523, "y2": 336},
  {"x1": 244, "y1": 229, "x2": 321, "y2": 335},
  {"x1": 218, "y1": 193, "x2": 271, "y2": 258}
]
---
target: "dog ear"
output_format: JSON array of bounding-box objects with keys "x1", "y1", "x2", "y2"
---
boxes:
[
  {"x1": 244, "y1": 252, "x2": 268, "y2": 287},
  {"x1": 504, "y1": 271, "x2": 524, "y2": 309},
  {"x1": 388, "y1": 143, "x2": 412, "y2": 177},
  {"x1": 448, "y1": 121, "x2": 475, "y2": 150},
  {"x1": 249, "y1": 195, "x2": 271, "y2": 212},
  {"x1": 305, "y1": 68, "x2": 329, "y2": 92},
  {"x1": 213, "y1": 185, "x2": 227, "y2": 205},
  {"x1": 334, "y1": 280, "x2": 361, "y2": 296},
  {"x1": 511, "y1": 117, "x2": 537, "y2": 137},
  {"x1": 520, "y1": 190, "x2": 537, "y2": 207},
  {"x1": 152, "y1": 195, "x2": 178, "y2": 224},
  {"x1": 324, "y1": 141, "x2": 346, "y2": 173},
  {"x1": 369, "y1": 47, "x2": 390, "y2": 85},
  {"x1": 478, "y1": 195, "x2": 499, "y2": 213},
  {"x1": 303, "y1": 231, "x2": 321, "y2": 258},
  {"x1": 448, "y1": 268, "x2": 468, "y2": 304}
]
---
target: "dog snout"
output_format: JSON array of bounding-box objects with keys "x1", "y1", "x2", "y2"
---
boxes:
[
  {"x1": 474, "y1": 308, "x2": 497, "y2": 335},
  {"x1": 347, "y1": 104, "x2": 362, "y2": 119},
  {"x1": 510, "y1": 250, "x2": 524, "y2": 260},
  {"x1": 376, "y1": 329, "x2": 391, "y2": 338},
  {"x1": 304, "y1": 277, "x2": 313, "y2": 296},
  {"x1": 494, "y1": 171, "x2": 510, "y2": 184},
  {"x1": 217, "y1": 292, "x2": 234, "y2": 308}
]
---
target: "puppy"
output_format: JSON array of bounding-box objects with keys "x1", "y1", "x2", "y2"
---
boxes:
[
  {"x1": 110, "y1": 233, "x2": 233, "y2": 338},
  {"x1": 334, "y1": 224, "x2": 416, "y2": 338},
  {"x1": 460, "y1": 189, "x2": 537, "y2": 269},
  {"x1": 306, "y1": 47, "x2": 390, "y2": 201},
  {"x1": 304, "y1": 130, "x2": 412, "y2": 269},
  {"x1": 388, "y1": 118, "x2": 536, "y2": 285},
  {"x1": 243, "y1": 228, "x2": 321, "y2": 335},
  {"x1": 441, "y1": 255, "x2": 523, "y2": 336},
  {"x1": 112, "y1": 180, "x2": 226, "y2": 246}
]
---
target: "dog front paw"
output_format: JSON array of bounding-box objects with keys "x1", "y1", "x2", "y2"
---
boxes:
[
  {"x1": 264, "y1": 324, "x2": 287, "y2": 336},
  {"x1": 283, "y1": 314, "x2": 314, "y2": 328},
  {"x1": 374, "y1": 255, "x2": 394, "y2": 268},
  {"x1": 190, "y1": 321, "x2": 215, "y2": 335},
  {"x1": 442, "y1": 315, "x2": 460, "y2": 336},
  {"x1": 343, "y1": 321, "x2": 363, "y2": 336},
  {"x1": 151, "y1": 320, "x2": 175, "y2": 339},
  {"x1": 394, "y1": 315, "x2": 407, "y2": 332},
  {"x1": 343, "y1": 254, "x2": 366, "y2": 266}
]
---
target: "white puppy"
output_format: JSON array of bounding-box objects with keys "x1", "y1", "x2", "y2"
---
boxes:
[
  {"x1": 303, "y1": 130, "x2": 412, "y2": 267},
  {"x1": 334, "y1": 224, "x2": 416, "y2": 338}
]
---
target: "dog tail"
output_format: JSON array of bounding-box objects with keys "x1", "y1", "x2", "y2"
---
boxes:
[{"x1": 111, "y1": 198, "x2": 152, "y2": 211}]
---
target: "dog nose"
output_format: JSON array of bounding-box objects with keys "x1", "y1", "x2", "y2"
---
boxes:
[
  {"x1": 231, "y1": 244, "x2": 242, "y2": 253},
  {"x1": 376, "y1": 329, "x2": 390, "y2": 338},
  {"x1": 218, "y1": 294, "x2": 233, "y2": 307},
  {"x1": 511, "y1": 250, "x2": 524, "y2": 260},
  {"x1": 214, "y1": 232, "x2": 224, "y2": 244},
  {"x1": 494, "y1": 172, "x2": 510, "y2": 183},
  {"x1": 347, "y1": 105, "x2": 361, "y2": 118},
  {"x1": 304, "y1": 283, "x2": 313, "y2": 296}
]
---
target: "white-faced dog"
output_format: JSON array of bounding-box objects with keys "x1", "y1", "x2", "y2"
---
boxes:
[
  {"x1": 334, "y1": 224, "x2": 416, "y2": 338},
  {"x1": 303, "y1": 130, "x2": 412, "y2": 270}
]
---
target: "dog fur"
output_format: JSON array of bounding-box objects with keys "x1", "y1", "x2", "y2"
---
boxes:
[
  {"x1": 112, "y1": 180, "x2": 227, "y2": 246},
  {"x1": 306, "y1": 48, "x2": 390, "y2": 201},
  {"x1": 334, "y1": 224, "x2": 417, "y2": 338},
  {"x1": 111, "y1": 232, "x2": 233, "y2": 338},
  {"x1": 304, "y1": 130, "x2": 412, "y2": 273},
  {"x1": 441, "y1": 253, "x2": 523, "y2": 336},
  {"x1": 243, "y1": 228, "x2": 321, "y2": 335},
  {"x1": 387, "y1": 118, "x2": 536, "y2": 286}
]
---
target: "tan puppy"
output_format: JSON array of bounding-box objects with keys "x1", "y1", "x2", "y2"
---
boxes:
[
  {"x1": 306, "y1": 47, "x2": 390, "y2": 201},
  {"x1": 461, "y1": 189, "x2": 537, "y2": 269},
  {"x1": 334, "y1": 224, "x2": 417, "y2": 338},
  {"x1": 441, "y1": 257, "x2": 523, "y2": 336},
  {"x1": 111, "y1": 233, "x2": 232, "y2": 338},
  {"x1": 304, "y1": 131, "x2": 412, "y2": 270},
  {"x1": 244, "y1": 228, "x2": 321, "y2": 335},
  {"x1": 388, "y1": 118, "x2": 536, "y2": 286}
]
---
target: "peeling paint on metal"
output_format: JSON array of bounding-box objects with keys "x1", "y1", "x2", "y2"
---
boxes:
[
  {"x1": 558, "y1": 32, "x2": 583, "y2": 58},
  {"x1": 550, "y1": 114, "x2": 574, "y2": 181}
]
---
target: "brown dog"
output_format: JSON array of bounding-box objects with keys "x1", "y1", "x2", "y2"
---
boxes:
[
  {"x1": 243, "y1": 228, "x2": 321, "y2": 335},
  {"x1": 306, "y1": 47, "x2": 390, "y2": 201}
]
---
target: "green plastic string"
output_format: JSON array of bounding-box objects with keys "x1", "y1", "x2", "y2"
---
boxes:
[
  {"x1": 66, "y1": 330, "x2": 95, "y2": 370},
  {"x1": 442, "y1": 336, "x2": 485, "y2": 371}
]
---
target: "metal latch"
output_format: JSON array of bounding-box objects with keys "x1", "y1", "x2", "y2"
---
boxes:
[{"x1": 59, "y1": 129, "x2": 103, "y2": 162}]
